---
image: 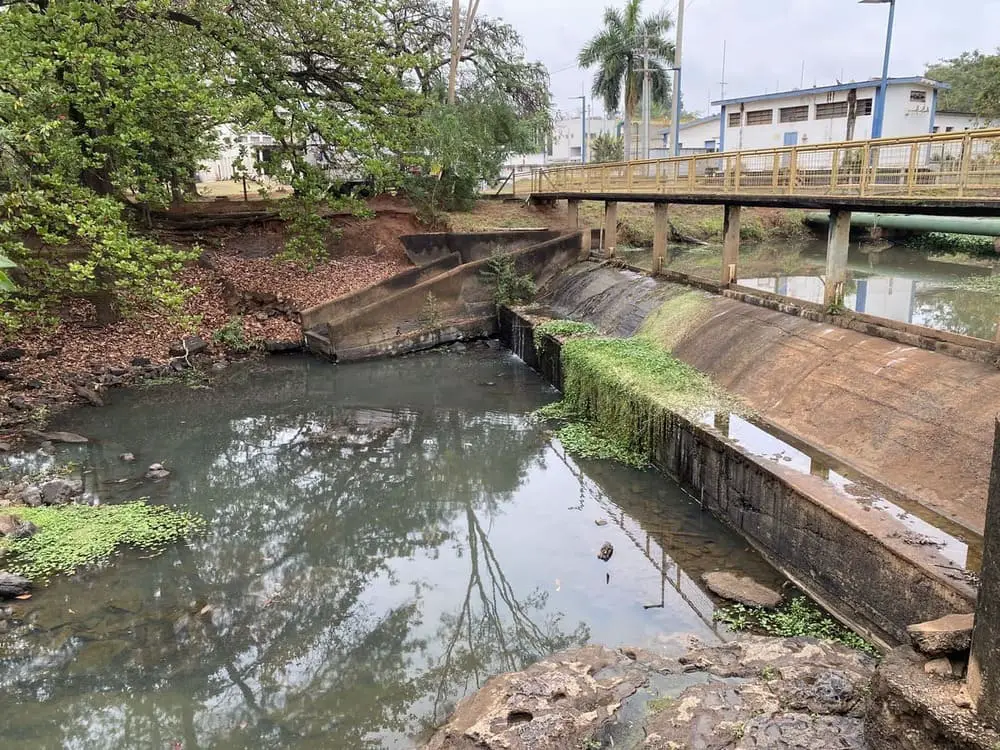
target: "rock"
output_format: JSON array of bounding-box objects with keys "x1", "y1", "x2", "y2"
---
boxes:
[
  {"x1": 954, "y1": 685, "x2": 973, "y2": 708},
  {"x1": 0, "y1": 367, "x2": 14, "y2": 380},
  {"x1": 131, "y1": 357, "x2": 152, "y2": 367},
  {"x1": 264, "y1": 340, "x2": 303, "y2": 354},
  {"x1": 906, "y1": 613, "x2": 974, "y2": 657},
  {"x1": 924, "y1": 657, "x2": 954, "y2": 677},
  {"x1": 23, "y1": 379, "x2": 42, "y2": 390},
  {"x1": 211, "y1": 361, "x2": 229, "y2": 372},
  {"x1": 38, "y1": 478, "x2": 83, "y2": 506},
  {"x1": 422, "y1": 645, "x2": 647, "y2": 750},
  {"x1": 71, "y1": 384, "x2": 105, "y2": 407},
  {"x1": 18, "y1": 486, "x2": 42, "y2": 508},
  {"x1": 168, "y1": 336, "x2": 208, "y2": 358},
  {"x1": 8, "y1": 396, "x2": 30, "y2": 411},
  {"x1": 119, "y1": 452, "x2": 136, "y2": 462},
  {"x1": 0, "y1": 572, "x2": 30, "y2": 599},
  {"x1": 595, "y1": 518, "x2": 608, "y2": 526},
  {"x1": 0, "y1": 347, "x2": 25, "y2": 362},
  {"x1": 597, "y1": 542, "x2": 613, "y2": 561},
  {"x1": 702, "y1": 571, "x2": 783, "y2": 608},
  {"x1": 145, "y1": 463, "x2": 170, "y2": 480},
  {"x1": 0, "y1": 515, "x2": 36, "y2": 540},
  {"x1": 0, "y1": 442, "x2": 10, "y2": 452},
  {"x1": 23, "y1": 429, "x2": 88, "y2": 444},
  {"x1": 108, "y1": 366, "x2": 129, "y2": 376},
  {"x1": 170, "y1": 359, "x2": 188, "y2": 372},
  {"x1": 35, "y1": 348, "x2": 60, "y2": 360}
]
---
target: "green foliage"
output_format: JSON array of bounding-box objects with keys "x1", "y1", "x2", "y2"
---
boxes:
[
  {"x1": 278, "y1": 195, "x2": 332, "y2": 264},
  {"x1": 590, "y1": 132, "x2": 624, "y2": 164},
  {"x1": 714, "y1": 596, "x2": 878, "y2": 656},
  {"x1": 533, "y1": 319, "x2": 598, "y2": 349},
  {"x1": 481, "y1": 251, "x2": 536, "y2": 308},
  {"x1": 212, "y1": 316, "x2": 257, "y2": 353},
  {"x1": 905, "y1": 232, "x2": 997, "y2": 256},
  {"x1": 740, "y1": 218, "x2": 765, "y2": 243},
  {"x1": 0, "y1": 253, "x2": 15, "y2": 293},
  {"x1": 926, "y1": 50, "x2": 1000, "y2": 119},
  {"x1": 553, "y1": 422, "x2": 648, "y2": 468},
  {"x1": 696, "y1": 217, "x2": 724, "y2": 238},
  {"x1": 2, "y1": 501, "x2": 206, "y2": 581},
  {"x1": 579, "y1": 0, "x2": 674, "y2": 158},
  {"x1": 419, "y1": 292, "x2": 443, "y2": 328}
]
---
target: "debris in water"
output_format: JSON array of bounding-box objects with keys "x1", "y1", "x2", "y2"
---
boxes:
[
  {"x1": 598, "y1": 542, "x2": 614, "y2": 561},
  {"x1": 595, "y1": 518, "x2": 608, "y2": 526}
]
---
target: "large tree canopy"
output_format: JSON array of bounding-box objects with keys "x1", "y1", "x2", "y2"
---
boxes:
[{"x1": 926, "y1": 50, "x2": 1000, "y2": 120}]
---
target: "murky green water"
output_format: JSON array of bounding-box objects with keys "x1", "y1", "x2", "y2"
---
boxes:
[
  {"x1": 621, "y1": 239, "x2": 1000, "y2": 340},
  {"x1": 0, "y1": 348, "x2": 781, "y2": 749}
]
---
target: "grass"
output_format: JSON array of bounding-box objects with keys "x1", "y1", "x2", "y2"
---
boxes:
[
  {"x1": 713, "y1": 596, "x2": 878, "y2": 656},
  {"x1": 533, "y1": 319, "x2": 598, "y2": 349},
  {"x1": 2, "y1": 502, "x2": 206, "y2": 581}
]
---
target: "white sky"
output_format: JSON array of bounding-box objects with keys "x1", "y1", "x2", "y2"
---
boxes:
[{"x1": 485, "y1": 0, "x2": 1000, "y2": 117}]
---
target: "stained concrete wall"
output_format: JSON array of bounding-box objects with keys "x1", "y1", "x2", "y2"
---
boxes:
[
  {"x1": 501, "y1": 307, "x2": 976, "y2": 645},
  {"x1": 322, "y1": 233, "x2": 585, "y2": 361},
  {"x1": 400, "y1": 230, "x2": 562, "y2": 266},
  {"x1": 540, "y1": 262, "x2": 1000, "y2": 538},
  {"x1": 299, "y1": 253, "x2": 462, "y2": 331}
]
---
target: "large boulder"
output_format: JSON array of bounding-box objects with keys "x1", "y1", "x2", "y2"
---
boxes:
[
  {"x1": 0, "y1": 572, "x2": 31, "y2": 599},
  {"x1": 38, "y1": 478, "x2": 83, "y2": 506},
  {"x1": 906, "y1": 613, "x2": 974, "y2": 657},
  {"x1": 702, "y1": 571, "x2": 783, "y2": 608},
  {"x1": 422, "y1": 645, "x2": 648, "y2": 750}
]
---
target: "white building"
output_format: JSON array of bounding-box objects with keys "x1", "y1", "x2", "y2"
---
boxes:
[
  {"x1": 934, "y1": 111, "x2": 1000, "y2": 134},
  {"x1": 504, "y1": 115, "x2": 619, "y2": 169},
  {"x1": 713, "y1": 77, "x2": 950, "y2": 152},
  {"x1": 196, "y1": 124, "x2": 279, "y2": 183},
  {"x1": 653, "y1": 115, "x2": 722, "y2": 156}
]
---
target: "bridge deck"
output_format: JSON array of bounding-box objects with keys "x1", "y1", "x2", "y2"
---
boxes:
[{"x1": 529, "y1": 128, "x2": 1000, "y2": 216}]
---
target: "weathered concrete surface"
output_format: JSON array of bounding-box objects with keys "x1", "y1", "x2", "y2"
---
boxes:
[
  {"x1": 422, "y1": 645, "x2": 647, "y2": 750},
  {"x1": 503, "y1": 305, "x2": 976, "y2": 644},
  {"x1": 299, "y1": 252, "x2": 461, "y2": 330},
  {"x1": 315, "y1": 233, "x2": 584, "y2": 361},
  {"x1": 540, "y1": 261, "x2": 1000, "y2": 537},
  {"x1": 399, "y1": 230, "x2": 561, "y2": 266},
  {"x1": 866, "y1": 647, "x2": 1000, "y2": 750},
  {"x1": 702, "y1": 571, "x2": 783, "y2": 608},
  {"x1": 907, "y1": 613, "x2": 974, "y2": 657}
]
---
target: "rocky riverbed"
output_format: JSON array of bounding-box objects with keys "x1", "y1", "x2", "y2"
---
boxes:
[{"x1": 423, "y1": 636, "x2": 875, "y2": 750}]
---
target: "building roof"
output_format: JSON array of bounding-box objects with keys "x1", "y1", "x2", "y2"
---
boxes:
[
  {"x1": 711, "y1": 77, "x2": 950, "y2": 108},
  {"x1": 655, "y1": 114, "x2": 721, "y2": 137}
]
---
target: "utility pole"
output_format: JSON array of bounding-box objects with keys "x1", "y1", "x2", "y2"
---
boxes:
[
  {"x1": 448, "y1": 0, "x2": 482, "y2": 105},
  {"x1": 671, "y1": 0, "x2": 686, "y2": 156},
  {"x1": 642, "y1": 32, "x2": 651, "y2": 160},
  {"x1": 572, "y1": 93, "x2": 587, "y2": 164}
]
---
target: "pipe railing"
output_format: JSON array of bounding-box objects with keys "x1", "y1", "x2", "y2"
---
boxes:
[{"x1": 530, "y1": 128, "x2": 1000, "y2": 201}]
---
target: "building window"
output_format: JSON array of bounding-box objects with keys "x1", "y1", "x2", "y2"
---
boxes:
[
  {"x1": 569, "y1": 146, "x2": 582, "y2": 157},
  {"x1": 945, "y1": 126, "x2": 955, "y2": 132},
  {"x1": 728, "y1": 111, "x2": 741, "y2": 127},
  {"x1": 745, "y1": 109, "x2": 773, "y2": 126},
  {"x1": 932, "y1": 126, "x2": 940, "y2": 133},
  {"x1": 815, "y1": 101, "x2": 849, "y2": 120},
  {"x1": 779, "y1": 105, "x2": 809, "y2": 123},
  {"x1": 856, "y1": 98, "x2": 873, "y2": 116},
  {"x1": 910, "y1": 90, "x2": 927, "y2": 103}
]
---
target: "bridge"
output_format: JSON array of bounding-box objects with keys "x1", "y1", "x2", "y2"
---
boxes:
[{"x1": 528, "y1": 128, "x2": 1000, "y2": 304}]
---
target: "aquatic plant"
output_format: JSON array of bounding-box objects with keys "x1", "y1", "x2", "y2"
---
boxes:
[
  {"x1": 713, "y1": 596, "x2": 878, "y2": 656},
  {"x1": 906, "y1": 232, "x2": 997, "y2": 256},
  {"x1": 552, "y1": 422, "x2": 648, "y2": 468},
  {"x1": 2, "y1": 502, "x2": 206, "y2": 581},
  {"x1": 532, "y1": 319, "x2": 598, "y2": 350}
]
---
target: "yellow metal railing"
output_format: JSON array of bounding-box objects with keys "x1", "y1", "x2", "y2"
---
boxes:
[{"x1": 530, "y1": 128, "x2": 1000, "y2": 201}]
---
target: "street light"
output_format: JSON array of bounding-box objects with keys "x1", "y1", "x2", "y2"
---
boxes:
[{"x1": 860, "y1": 0, "x2": 896, "y2": 140}]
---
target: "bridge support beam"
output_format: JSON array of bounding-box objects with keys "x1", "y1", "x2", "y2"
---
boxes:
[
  {"x1": 603, "y1": 201, "x2": 618, "y2": 258},
  {"x1": 653, "y1": 202, "x2": 669, "y2": 274},
  {"x1": 567, "y1": 199, "x2": 581, "y2": 229},
  {"x1": 722, "y1": 205, "x2": 741, "y2": 285},
  {"x1": 825, "y1": 209, "x2": 852, "y2": 307}
]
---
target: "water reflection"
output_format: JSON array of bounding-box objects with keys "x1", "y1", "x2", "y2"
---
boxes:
[{"x1": 0, "y1": 350, "x2": 778, "y2": 749}]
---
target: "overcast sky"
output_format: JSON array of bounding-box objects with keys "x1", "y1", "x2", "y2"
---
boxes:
[{"x1": 486, "y1": 0, "x2": 1000, "y2": 117}]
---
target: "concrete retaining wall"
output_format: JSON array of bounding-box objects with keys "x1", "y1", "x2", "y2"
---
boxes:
[
  {"x1": 500, "y1": 307, "x2": 976, "y2": 645},
  {"x1": 400, "y1": 230, "x2": 562, "y2": 266},
  {"x1": 321, "y1": 233, "x2": 586, "y2": 361}
]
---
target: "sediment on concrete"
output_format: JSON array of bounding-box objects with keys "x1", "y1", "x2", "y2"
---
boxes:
[
  {"x1": 540, "y1": 261, "x2": 999, "y2": 538},
  {"x1": 499, "y1": 306, "x2": 976, "y2": 646},
  {"x1": 399, "y1": 229, "x2": 562, "y2": 265}
]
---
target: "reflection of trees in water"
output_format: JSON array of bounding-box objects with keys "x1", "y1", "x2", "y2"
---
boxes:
[
  {"x1": 914, "y1": 286, "x2": 999, "y2": 340},
  {"x1": 2, "y1": 388, "x2": 586, "y2": 749}
]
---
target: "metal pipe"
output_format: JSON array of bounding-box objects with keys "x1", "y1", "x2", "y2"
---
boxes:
[{"x1": 804, "y1": 211, "x2": 1000, "y2": 237}]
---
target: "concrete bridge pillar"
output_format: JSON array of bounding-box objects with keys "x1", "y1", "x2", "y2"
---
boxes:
[
  {"x1": 721, "y1": 204, "x2": 741, "y2": 285},
  {"x1": 825, "y1": 209, "x2": 852, "y2": 307},
  {"x1": 653, "y1": 202, "x2": 669, "y2": 274},
  {"x1": 602, "y1": 201, "x2": 618, "y2": 258},
  {"x1": 968, "y1": 417, "x2": 1000, "y2": 726},
  {"x1": 568, "y1": 199, "x2": 581, "y2": 229}
]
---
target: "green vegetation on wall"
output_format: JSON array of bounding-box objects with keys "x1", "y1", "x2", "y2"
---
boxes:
[{"x1": 3, "y1": 501, "x2": 206, "y2": 581}]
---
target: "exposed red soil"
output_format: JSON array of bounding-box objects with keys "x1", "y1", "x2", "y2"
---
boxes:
[{"x1": 0, "y1": 200, "x2": 422, "y2": 437}]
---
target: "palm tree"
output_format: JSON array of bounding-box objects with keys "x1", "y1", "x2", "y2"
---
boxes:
[{"x1": 578, "y1": 0, "x2": 674, "y2": 162}]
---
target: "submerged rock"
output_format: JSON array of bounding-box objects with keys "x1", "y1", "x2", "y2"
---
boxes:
[
  {"x1": 422, "y1": 645, "x2": 647, "y2": 750},
  {"x1": 0, "y1": 572, "x2": 31, "y2": 599},
  {"x1": 597, "y1": 542, "x2": 614, "y2": 561},
  {"x1": 23, "y1": 429, "x2": 89, "y2": 444},
  {"x1": 145, "y1": 463, "x2": 170, "y2": 480},
  {"x1": 702, "y1": 570, "x2": 783, "y2": 608},
  {"x1": 119, "y1": 452, "x2": 136, "y2": 463}
]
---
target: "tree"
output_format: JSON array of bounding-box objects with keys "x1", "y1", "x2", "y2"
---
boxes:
[
  {"x1": 0, "y1": 254, "x2": 14, "y2": 292},
  {"x1": 926, "y1": 50, "x2": 1000, "y2": 120},
  {"x1": 590, "y1": 132, "x2": 624, "y2": 163},
  {"x1": 578, "y1": 0, "x2": 674, "y2": 162}
]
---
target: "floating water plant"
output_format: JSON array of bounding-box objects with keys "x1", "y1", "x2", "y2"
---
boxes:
[{"x1": 1, "y1": 502, "x2": 206, "y2": 581}]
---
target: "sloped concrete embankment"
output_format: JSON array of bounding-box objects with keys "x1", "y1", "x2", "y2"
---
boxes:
[
  {"x1": 306, "y1": 233, "x2": 585, "y2": 361},
  {"x1": 399, "y1": 229, "x2": 562, "y2": 265}
]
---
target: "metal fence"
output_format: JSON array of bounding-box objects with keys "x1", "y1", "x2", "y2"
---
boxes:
[{"x1": 531, "y1": 128, "x2": 1000, "y2": 201}]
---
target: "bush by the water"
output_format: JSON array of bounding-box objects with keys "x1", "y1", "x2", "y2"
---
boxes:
[{"x1": 2, "y1": 502, "x2": 205, "y2": 581}]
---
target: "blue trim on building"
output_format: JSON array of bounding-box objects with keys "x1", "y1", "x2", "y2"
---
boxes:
[
  {"x1": 711, "y1": 77, "x2": 950, "y2": 108},
  {"x1": 929, "y1": 89, "x2": 939, "y2": 133},
  {"x1": 719, "y1": 106, "x2": 726, "y2": 151}
]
